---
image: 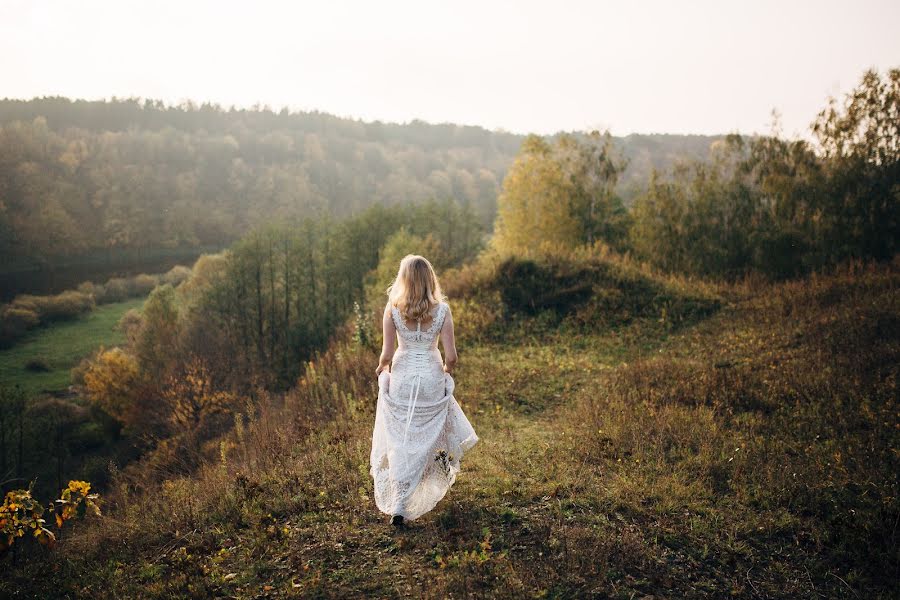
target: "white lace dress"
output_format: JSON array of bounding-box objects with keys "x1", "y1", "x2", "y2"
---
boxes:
[{"x1": 370, "y1": 301, "x2": 479, "y2": 521}]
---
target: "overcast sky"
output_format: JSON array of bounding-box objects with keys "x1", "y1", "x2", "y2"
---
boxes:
[{"x1": 1, "y1": 0, "x2": 898, "y2": 137}]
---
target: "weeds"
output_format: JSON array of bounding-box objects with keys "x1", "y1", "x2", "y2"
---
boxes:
[{"x1": 1, "y1": 256, "x2": 896, "y2": 599}]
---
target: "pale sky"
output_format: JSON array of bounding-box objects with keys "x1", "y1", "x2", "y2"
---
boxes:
[{"x1": 1, "y1": 0, "x2": 898, "y2": 138}]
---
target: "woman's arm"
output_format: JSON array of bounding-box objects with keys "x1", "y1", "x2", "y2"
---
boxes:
[
  {"x1": 440, "y1": 303, "x2": 458, "y2": 373},
  {"x1": 376, "y1": 303, "x2": 396, "y2": 375}
]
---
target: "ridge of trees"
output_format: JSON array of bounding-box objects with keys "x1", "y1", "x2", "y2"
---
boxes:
[
  {"x1": 494, "y1": 67, "x2": 899, "y2": 279},
  {"x1": 0, "y1": 97, "x2": 719, "y2": 270}
]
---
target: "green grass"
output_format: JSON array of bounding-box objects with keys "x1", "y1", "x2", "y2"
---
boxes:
[{"x1": 0, "y1": 297, "x2": 144, "y2": 397}]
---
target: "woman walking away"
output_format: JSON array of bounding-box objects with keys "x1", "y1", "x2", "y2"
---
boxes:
[{"x1": 370, "y1": 254, "x2": 479, "y2": 528}]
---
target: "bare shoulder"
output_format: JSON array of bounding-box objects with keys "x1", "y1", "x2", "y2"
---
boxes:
[{"x1": 440, "y1": 301, "x2": 453, "y2": 326}]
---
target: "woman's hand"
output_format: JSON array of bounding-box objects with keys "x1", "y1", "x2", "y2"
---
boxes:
[{"x1": 376, "y1": 361, "x2": 390, "y2": 376}]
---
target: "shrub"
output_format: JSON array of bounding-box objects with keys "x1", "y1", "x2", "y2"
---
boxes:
[
  {"x1": 161, "y1": 265, "x2": 192, "y2": 287},
  {"x1": 76, "y1": 280, "x2": 103, "y2": 299},
  {"x1": 131, "y1": 273, "x2": 160, "y2": 296},
  {"x1": 101, "y1": 278, "x2": 130, "y2": 303},
  {"x1": 54, "y1": 480, "x2": 101, "y2": 527},
  {"x1": 7, "y1": 295, "x2": 38, "y2": 313},
  {"x1": 177, "y1": 252, "x2": 229, "y2": 299},
  {"x1": 41, "y1": 290, "x2": 95, "y2": 322},
  {"x1": 70, "y1": 348, "x2": 101, "y2": 386},
  {"x1": 6, "y1": 290, "x2": 94, "y2": 325},
  {"x1": 493, "y1": 257, "x2": 594, "y2": 315},
  {"x1": 446, "y1": 294, "x2": 503, "y2": 344},
  {"x1": 24, "y1": 357, "x2": 51, "y2": 372},
  {"x1": 352, "y1": 301, "x2": 376, "y2": 351},
  {"x1": 0, "y1": 481, "x2": 102, "y2": 555},
  {"x1": 0, "y1": 306, "x2": 40, "y2": 346},
  {"x1": 57, "y1": 290, "x2": 96, "y2": 319},
  {"x1": 83, "y1": 346, "x2": 143, "y2": 427},
  {"x1": 0, "y1": 488, "x2": 55, "y2": 552},
  {"x1": 115, "y1": 308, "x2": 143, "y2": 343},
  {"x1": 67, "y1": 421, "x2": 109, "y2": 454},
  {"x1": 163, "y1": 356, "x2": 237, "y2": 433},
  {"x1": 443, "y1": 246, "x2": 720, "y2": 337}
]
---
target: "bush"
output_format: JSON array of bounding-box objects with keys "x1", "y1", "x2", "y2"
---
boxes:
[
  {"x1": 83, "y1": 347, "x2": 143, "y2": 428},
  {"x1": 100, "y1": 278, "x2": 130, "y2": 303},
  {"x1": 493, "y1": 257, "x2": 594, "y2": 315},
  {"x1": 161, "y1": 265, "x2": 192, "y2": 287},
  {"x1": 6, "y1": 290, "x2": 94, "y2": 324},
  {"x1": 6, "y1": 295, "x2": 38, "y2": 313},
  {"x1": 34, "y1": 290, "x2": 95, "y2": 322},
  {"x1": 0, "y1": 488, "x2": 55, "y2": 552},
  {"x1": 0, "y1": 306, "x2": 40, "y2": 346},
  {"x1": 444, "y1": 246, "x2": 720, "y2": 337},
  {"x1": 76, "y1": 280, "x2": 102, "y2": 298},
  {"x1": 75, "y1": 455, "x2": 115, "y2": 491},
  {"x1": 131, "y1": 273, "x2": 160, "y2": 296},
  {"x1": 24, "y1": 357, "x2": 51, "y2": 372},
  {"x1": 115, "y1": 308, "x2": 143, "y2": 342},
  {"x1": 0, "y1": 480, "x2": 102, "y2": 556},
  {"x1": 178, "y1": 252, "x2": 229, "y2": 299},
  {"x1": 70, "y1": 348, "x2": 102, "y2": 386}
]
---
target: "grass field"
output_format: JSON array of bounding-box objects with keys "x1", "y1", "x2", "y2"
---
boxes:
[
  {"x1": 1, "y1": 260, "x2": 897, "y2": 599},
  {"x1": 0, "y1": 297, "x2": 145, "y2": 397}
]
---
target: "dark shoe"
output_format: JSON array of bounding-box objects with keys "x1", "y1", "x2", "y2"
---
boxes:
[{"x1": 390, "y1": 514, "x2": 404, "y2": 528}]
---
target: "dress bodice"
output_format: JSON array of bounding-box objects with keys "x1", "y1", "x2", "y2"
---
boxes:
[
  {"x1": 388, "y1": 301, "x2": 448, "y2": 406},
  {"x1": 391, "y1": 301, "x2": 448, "y2": 352}
]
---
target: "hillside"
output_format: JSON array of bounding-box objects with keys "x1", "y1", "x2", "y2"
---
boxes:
[
  {"x1": 0, "y1": 98, "x2": 719, "y2": 270},
  {"x1": 2, "y1": 252, "x2": 896, "y2": 599}
]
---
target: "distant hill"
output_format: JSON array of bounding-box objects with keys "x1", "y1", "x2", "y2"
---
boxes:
[{"x1": 0, "y1": 97, "x2": 720, "y2": 269}]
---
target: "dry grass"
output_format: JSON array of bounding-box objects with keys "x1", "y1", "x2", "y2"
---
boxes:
[{"x1": 1, "y1": 257, "x2": 897, "y2": 599}]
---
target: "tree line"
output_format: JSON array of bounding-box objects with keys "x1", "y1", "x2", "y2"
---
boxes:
[
  {"x1": 0, "y1": 97, "x2": 717, "y2": 271},
  {"x1": 0, "y1": 197, "x2": 483, "y2": 499},
  {"x1": 494, "y1": 68, "x2": 899, "y2": 280}
]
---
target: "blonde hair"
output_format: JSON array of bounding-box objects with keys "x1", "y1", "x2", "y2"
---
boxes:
[{"x1": 387, "y1": 254, "x2": 446, "y2": 322}]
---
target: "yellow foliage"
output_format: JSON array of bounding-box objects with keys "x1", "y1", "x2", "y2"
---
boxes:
[
  {"x1": 56, "y1": 479, "x2": 102, "y2": 526},
  {"x1": 83, "y1": 346, "x2": 142, "y2": 425},
  {"x1": 493, "y1": 135, "x2": 582, "y2": 254},
  {"x1": 164, "y1": 358, "x2": 237, "y2": 431},
  {"x1": 0, "y1": 488, "x2": 56, "y2": 552}
]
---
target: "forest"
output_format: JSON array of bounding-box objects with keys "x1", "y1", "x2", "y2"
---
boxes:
[
  {"x1": 0, "y1": 96, "x2": 716, "y2": 272},
  {"x1": 0, "y1": 67, "x2": 897, "y2": 598}
]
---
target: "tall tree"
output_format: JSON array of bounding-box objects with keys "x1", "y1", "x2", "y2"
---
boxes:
[
  {"x1": 493, "y1": 133, "x2": 627, "y2": 254},
  {"x1": 558, "y1": 131, "x2": 629, "y2": 249},
  {"x1": 812, "y1": 67, "x2": 900, "y2": 261},
  {"x1": 493, "y1": 135, "x2": 582, "y2": 253}
]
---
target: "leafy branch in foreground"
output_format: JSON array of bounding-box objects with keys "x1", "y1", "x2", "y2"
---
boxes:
[{"x1": 0, "y1": 480, "x2": 101, "y2": 556}]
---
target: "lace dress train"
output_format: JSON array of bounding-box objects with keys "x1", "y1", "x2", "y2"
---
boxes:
[{"x1": 370, "y1": 302, "x2": 479, "y2": 521}]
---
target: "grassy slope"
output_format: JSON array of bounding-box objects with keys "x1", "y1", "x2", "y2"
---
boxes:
[
  {"x1": 0, "y1": 297, "x2": 144, "y2": 397},
  {"x1": 2, "y1": 261, "x2": 897, "y2": 599}
]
